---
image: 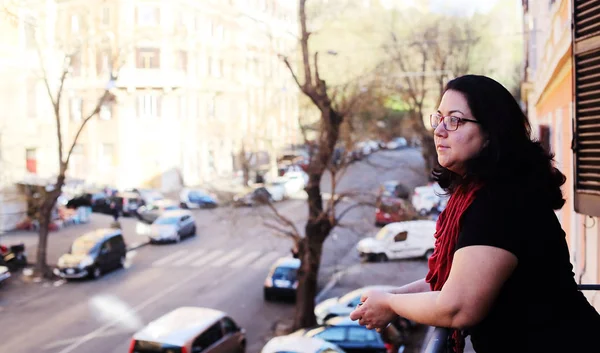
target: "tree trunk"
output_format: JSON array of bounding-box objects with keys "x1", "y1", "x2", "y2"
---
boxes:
[
  {"x1": 294, "y1": 217, "x2": 330, "y2": 329},
  {"x1": 34, "y1": 176, "x2": 64, "y2": 278}
]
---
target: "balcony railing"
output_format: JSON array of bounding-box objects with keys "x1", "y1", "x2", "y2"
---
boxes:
[{"x1": 420, "y1": 284, "x2": 600, "y2": 353}]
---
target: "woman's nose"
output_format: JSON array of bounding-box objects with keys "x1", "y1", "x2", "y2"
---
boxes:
[{"x1": 434, "y1": 122, "x2": 447, "y2": 137}]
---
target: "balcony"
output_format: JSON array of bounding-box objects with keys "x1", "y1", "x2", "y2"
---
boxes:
[{"x1": 115, "y1": 67, "x2": 188, "y2": 90}]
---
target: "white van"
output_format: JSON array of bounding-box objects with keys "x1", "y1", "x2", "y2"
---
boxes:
[{"x1": 356, "y1": 220, "x2": 436, "y2": 262}]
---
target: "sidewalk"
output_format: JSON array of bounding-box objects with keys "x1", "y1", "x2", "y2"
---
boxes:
[{"x1": 0, "y1": 213, "x2": 148, "y2": 266}]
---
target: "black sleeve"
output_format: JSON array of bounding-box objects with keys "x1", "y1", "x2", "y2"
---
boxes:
[{"x1": 455, "y1": 188, "x2": 524, "y2": 258}]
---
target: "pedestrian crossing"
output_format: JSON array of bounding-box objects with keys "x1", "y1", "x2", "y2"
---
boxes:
[{"x1": 150, "y1": 247, "x2": 286, "y2": 269}]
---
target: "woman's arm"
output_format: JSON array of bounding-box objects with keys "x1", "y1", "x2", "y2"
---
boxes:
[
  {"x1": 351, "y1": 245, "x2": 517, "y2": 330},
  {"x1": 388, "y1": 278, "x2": 431, "y2": 294}
]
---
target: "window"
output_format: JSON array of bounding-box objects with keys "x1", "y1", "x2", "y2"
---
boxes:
[
  {"x1": 99, "y1": 104, "x2": 112, "y2": 120},
  {"x1": 101, "y1": 6, "x2": 110, "y2": 25},
  {"x1": 177, "y1": 50, "x2": 188, "y2": 72},
  {"x1": 137, "y1": 5, "x2": 159, "y2": 26},
  {"x1": 25, "y1": 148, "x2": 37, "y2": 173},
  {"x1": 208, "y1": 97, "x2": 216, "y2": 118},
  {"x1": 178, "y1": 95, "x2": 187, "y2": 119},
  {"x1": 24, "y1": 18, "x2": 36, "y2": 49},
  {"x1": 70, "y1": 53, "x2": 81, "y2": 76},
  {"x1": 394, "y1": 231, "x2": 408, "y2": 242},
  {"x1": 26, "y1": 78, "x2": 37, "y2": 118},
  {"x1": 136, "y1": 48, "x2": 160, "y2": 69},
  {"x1": 573, "y1": 2, "x2": 600, "y2": 216},
  {"x1": 100, "y1": 143, "x2": 115, "y2": 167},
  {"x1": 70, "y1": 98, "x2": 83, "y2": 122},
  {"x1": 222, "y1": 317, "x2": 238, "y2": 334},
  {"x1": 347, "y1": 327, "x2": 377, "y2": 342},
  {"x1": 137, "y1": 94, "x2": 160, "y2": 118},
  {"x1": 191, "y1": 323, "x2": 223, "y2": 353},
  {"x1": 313, "y1": 327, "x2": 345, "y2": 342},
  {"x1": 96, "y1": 50, "x2": 110, "y2": 75},
  {"x1": 71, "y1": 14, "x2": 79, "y2": 33}
]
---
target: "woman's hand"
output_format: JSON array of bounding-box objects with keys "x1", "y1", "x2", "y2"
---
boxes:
[{"x1": 349, "y1": 290, "x2": 397, "y2": 330}]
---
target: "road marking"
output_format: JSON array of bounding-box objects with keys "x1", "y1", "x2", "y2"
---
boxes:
[
  {"x1": 190, "y1": 249, "x2": 224, "y2": 267},
  {"x1": 151, "y1": 249, "x2": 189, "y2": 267},
  {"x1": 229, "y1": 250, "x2": 262, "y2": 268},
  {"x1": 171, "y1": 249, "x2": 207, "y2": 266},
  {"x1": 55, "y1": 266, "x2": 239, "y2": 353},
  {"x1": 210, "y1": 248, "x2": 244, "y2": 267},
  {"x1": 250, "y1": 251, "x2": 283, "y2": 269},
  {"x1": 43, "y1": 327, "x2": 127, "y2": 350}
]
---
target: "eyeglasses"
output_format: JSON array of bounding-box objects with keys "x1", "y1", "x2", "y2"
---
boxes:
[{"x1": 430, "y1": 113, "x2": 480, "y2": 131}]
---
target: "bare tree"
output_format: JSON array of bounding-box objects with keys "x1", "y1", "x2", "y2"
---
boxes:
[{"x1": 26, "y1": 9, "x2": 127, "y2": 277}]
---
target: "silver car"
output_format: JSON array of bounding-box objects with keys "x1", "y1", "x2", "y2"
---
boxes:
[
  {"x1": 148, "y1": 210, "x2": 197, "y2": 243},
  {"x1": 130, "y1": 307, "x2": 246, "y2": 353},
  {"x1": 314, "y1": 285, "x2": 395, "y2": 324}
]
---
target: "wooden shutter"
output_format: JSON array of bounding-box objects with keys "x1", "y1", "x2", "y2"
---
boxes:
[{"x1": 573, "y1": 0, "x2": 600, "y2": 216}]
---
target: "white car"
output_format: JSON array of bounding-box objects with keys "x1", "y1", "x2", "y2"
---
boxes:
[
  {"x1": 411, "y1": 183, "x2": 447, "y2": 216},
  {"x1": 0, "y1": 265, "x2": 10, "y2": 285},
  {"x1": 315, "y1": 285, "x2": 395, "y2": 324},
  {"x1": 130, "y1": 307, "x2": 246, "y2": 353},
  {"x1": 356, "y1": 220, "x2": 436, "y2": 262},
  {"x1": 261, "y1": 336, "x2": 345, "y2": 353},
  {"x1": 265, "y1": 182, "x2": 286, "y2": 202},
  {"x1": 278, "y1": 172, "x2": 308, "y2": 197}
]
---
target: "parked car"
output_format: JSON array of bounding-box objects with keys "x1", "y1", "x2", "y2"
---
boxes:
[
  {"x1": 264, "y1": 257, "x2": 300, "y2": 301},
  {"x1": 68, "y1": 192, "x2": 110, "y2": 214},
  {"x1": 0, "y1": 243, "x2": 27, "y2": 272},
  {"x1": 378, "y1": 181, "x2": 410, "y2": 200},
  {"x1": 315, "y1": 285, "x2": 395, "y2": 325},
  {"x1": 280, "y1": 171, "x2": 308, "y2": 196},
  {"x1": 265, "y1": 181, "x2": 286, "y2": 202},
  {"x1": 180, "y1": 188, "x2": 218, "y2": 209},
  {"x1": 261, "y1": 336, "x2": 345, "y2": 353},
  {"x1": 385, "y1": 137, "x2": 407, "y2": 150},
  {"x1": 145, "y1": 210, "x2": 197, "y2": 244},
  {"x1": 136, "y1": 199, "x2": 181, "y2": 224},
  {"x1": 114, "y1": 191, "x2": 145, "y2": 216},
  {"x1": 0, "y1": 264, "x2": 10, "y2": 285},
  {"x1": 55, "y1": 228, "x2": 127, "y2": 280},
  {"x1": 410, "y1": 183, "x2": 446, "y2": 216},
  {"x1": 233, "y1": 187, "x2": 272, "y2": 207},
  {"x1": 291, "y1": 316, "x2": 396, "y2": 353},
  {"x1": 357, "y1": 221, "x2": 436, "y2": 262},
  {"x1": 128, "y1": 188, "x2": 165, "y2": 205},
  {"x1": 129, "y1": 307, "x2": 246, "y2": 353},
  {"x1": 375, "y1": 197, "x2": 411, "y2": 227}
]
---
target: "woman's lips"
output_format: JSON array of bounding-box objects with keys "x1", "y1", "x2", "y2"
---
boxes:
[{"x1": 436, "y1": 145, "x2": 449, "y2": 150}]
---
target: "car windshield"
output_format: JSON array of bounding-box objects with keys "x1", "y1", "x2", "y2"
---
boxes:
[
  {"x1": 71, "y1": 237, "x2": 97, "y2": 255},
  {"x1": 272, "y1": 266, "x2": 297, "y2": 281},
  {"x1": 375, "y1": 227, "x2": 398, "y2": 241},
  {"x1": 154, "y1": 217, "x2": 179, "y2": 225}
]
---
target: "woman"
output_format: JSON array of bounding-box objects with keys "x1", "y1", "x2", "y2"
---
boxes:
[{"x1": 350, "y1": 75, "x2": 600, "y2": 352}]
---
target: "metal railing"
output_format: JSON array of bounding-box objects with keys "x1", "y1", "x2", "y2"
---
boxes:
[{"x1": 420, "y1": 285, "x2": 599, "y2": 353}]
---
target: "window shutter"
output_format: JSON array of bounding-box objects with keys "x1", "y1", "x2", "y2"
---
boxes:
[{"x1": 573, "y1": 0, "x2": 600, "y2": 216}]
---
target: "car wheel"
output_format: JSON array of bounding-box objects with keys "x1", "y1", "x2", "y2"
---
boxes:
[
  {"x1": 239, "y1": 341, "x2": 246, "y2": 353},
  {"x1": 190, "y1": 226, "x2": 197, "y2": 236},
  {"x1": 180, "y1": 202, "x2": 189, "y2": 209},
  {"x1": 264, "y1": 289, "x2": 273, "y2": 301},
  {"x1": 376, "y1": 253, "x2": 388, "y2": 262},
  {"x1": 174, "y1": 234, "x2": 181, "y2": 243},
  {"x1": 424, "y1": 249, "x2": 434, "y2": 260},
  {"x1": 119, "y1": 255, "x2": 126, "y2": 268},
  {"x1": 91, "y1": 266, "x2": 102, "y2": 279},
  {"x1": 323, "y1": 314, "x2": 337, "y2": 323}
]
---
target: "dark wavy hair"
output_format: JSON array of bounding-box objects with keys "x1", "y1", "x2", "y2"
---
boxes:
[{"x1": 432, "y1": 75, "x2": 566, "y2": 210}]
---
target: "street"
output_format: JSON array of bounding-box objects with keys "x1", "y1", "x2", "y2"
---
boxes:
[{"x1": 0, "y1": 149, "x2": 429, "y2": 353}]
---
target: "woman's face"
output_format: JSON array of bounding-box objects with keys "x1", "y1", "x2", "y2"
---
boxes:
[{"x1": 434, "y1": 90, "x2": 487, "y2": 175}]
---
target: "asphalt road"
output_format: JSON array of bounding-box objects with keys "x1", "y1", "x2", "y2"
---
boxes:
[{"x1": 0, "y1": 148, "x2": 428, "y2": 353}]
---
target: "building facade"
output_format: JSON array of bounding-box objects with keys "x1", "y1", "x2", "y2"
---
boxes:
[
  {"x1": 25, "y1": 0, "x2": 300, "y2": 192},
  {"x1": 522, "y1": 0, "x2": 600, "y2": 310}
]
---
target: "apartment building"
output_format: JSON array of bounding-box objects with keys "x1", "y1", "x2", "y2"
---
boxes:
[
  {"x1": 522, "y1": 0, "x2": 600, "y2": 310},
  {"x1": 50, "y1": 0, "x2": 299, "y2": 191}
]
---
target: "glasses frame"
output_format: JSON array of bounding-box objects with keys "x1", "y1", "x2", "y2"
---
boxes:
[{"x1": 430, "y1": 113, "x2": 480, "y2": 131}]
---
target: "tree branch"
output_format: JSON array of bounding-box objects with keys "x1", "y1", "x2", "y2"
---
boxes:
[
  {"x1": 264, "y1": 199, "x2": 302, "y2": 240},
  {"x1": 299, "y1": 0, "x2": 312, "y2": 89},
  {"x1": 334, "y1": 201, "x2": 375, "y2": 226},
  {"x1": 263, "y1": 220, "x2": 301, "y2": 241}
]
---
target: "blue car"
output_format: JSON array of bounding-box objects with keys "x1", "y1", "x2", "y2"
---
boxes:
[{"x1": 179, "y1": 188, "x2": 218, "y2": 209}]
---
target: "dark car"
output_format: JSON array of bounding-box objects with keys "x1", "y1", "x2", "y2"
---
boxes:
[
  {"x1": 55, "y1": 228, "x2": 127, "y2": 280},
  {"x1": 375, "y1": 181, "x2": 412, "y2": 227},
  {"x1": 68, "y1": 192, "x2": 111, "y2": 213},
  {"x1": 264, "y1": 257, "x2": 300, "y2": 301},
  {"x1": 232, "y1": 187, "x2": 272, "y2": 207},
  {"x1": 293, "y1": 316, "x2": 397, "y2": 353},
  {"x1": 179, "y1": 188, "x2": 218, "y2": 209},
  {"x1": 113, "y1": 192, "x2": 145, "y2": 216},
  {"x1": 136, "y1": 199, "x2": 181, "y2": 224}
]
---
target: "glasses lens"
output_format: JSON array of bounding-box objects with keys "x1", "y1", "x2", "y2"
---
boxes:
[
  {"x1": 430, "y1": 114, "x2": 440, "y2": 128},
  {"x1": 447, "y1": 116, "x2": 459, "y2": 131}
]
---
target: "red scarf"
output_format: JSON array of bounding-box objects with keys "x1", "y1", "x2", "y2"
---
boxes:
[{"x1": 426, "y1": 183, "x2": 482, "y2": 353}]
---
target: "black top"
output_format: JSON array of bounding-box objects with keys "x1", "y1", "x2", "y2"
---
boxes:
[{"x1": 455, "y1": 185, "x2": 600, "y2": 353}]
